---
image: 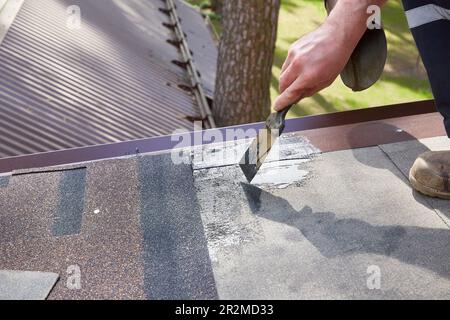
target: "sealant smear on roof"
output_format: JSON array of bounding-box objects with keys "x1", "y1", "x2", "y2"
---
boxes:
[
  {"x1": 13, "y1": 165, "x2": 87, "y2": 176},
  {"x1": 138, "y1": 154, "x2": 218, "y2": 300},
  {"x1": 52, "y1": 168, "x2": 86, "y2": 237},
  {"x1": 251, "y1": 159, "x2": 311, "y2": 189},
  {"x1": 192, "y1": 133, "x2": 321, "y2": 171},
  {"x1": 193, "y1": 165, "x2": 266, "y2": 262},
  {"x1": 192, "y1": 133, "x2": 320, "y2": 189}
]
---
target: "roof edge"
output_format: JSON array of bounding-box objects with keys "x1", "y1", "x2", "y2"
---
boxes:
[{"x1": 0, "y1": 99, "x2": 438, "y2": 174}]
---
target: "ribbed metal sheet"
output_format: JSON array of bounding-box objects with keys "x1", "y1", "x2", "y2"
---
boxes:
[{"x1": 0, "y1": 0, "x2": 216, "y2": 158}]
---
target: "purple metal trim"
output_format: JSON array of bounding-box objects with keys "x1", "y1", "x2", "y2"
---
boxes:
[
  {"x1": 0, "y1": 99, "x2": 438, "y2": 174},
  {"x1": 282, "y1": 99, "x2": 436, "y2": 132}
]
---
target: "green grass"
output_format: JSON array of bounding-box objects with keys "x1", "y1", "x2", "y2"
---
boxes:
[{"x1": 188, "y1": 0, "x2": 433, "y2": 118}]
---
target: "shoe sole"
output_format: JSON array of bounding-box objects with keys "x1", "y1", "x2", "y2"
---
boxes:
[{"x1": 409, "y1": 171, "x2": 450, "y2": 200}]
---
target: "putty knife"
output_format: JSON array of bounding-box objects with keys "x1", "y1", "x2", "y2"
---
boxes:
[{"x1": 240, "y1": 105, "x2": 293, "y2": 182}]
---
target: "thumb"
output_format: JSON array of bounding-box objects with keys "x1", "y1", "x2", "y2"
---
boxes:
[{"x1": 274, "y1": 79, "x2": 305, "y2": 111}]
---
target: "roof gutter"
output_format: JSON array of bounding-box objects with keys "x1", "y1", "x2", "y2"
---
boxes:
[{"x1": 163, "y1": 0, "x2": 217, "y2": 129}]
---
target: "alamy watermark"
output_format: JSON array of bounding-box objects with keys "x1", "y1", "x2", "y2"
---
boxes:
[
  {"x1": 367, "y1": 265, "x2": 381, "y2": 290},
  {"x1": 367, "y1": 5, "x2": 382, "y2": 30},
  {"x1": 169, "y1": 122, "x2": 283, "y2": 166},
  {"x1": 66, "y1": 264, "x2": 82, "y2": 290}
]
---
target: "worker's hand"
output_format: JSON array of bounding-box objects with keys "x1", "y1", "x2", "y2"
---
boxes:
[
  {"x1": 274, "y1": 0, "x2": 387, "y2": 111},
  {"x1": 274, "y1": 22, "x2": 353, "y2": 111}
]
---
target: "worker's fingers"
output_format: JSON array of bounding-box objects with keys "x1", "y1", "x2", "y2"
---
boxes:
[
  {"x1": 279, "y1": 62, "x2": 300, "y2": 94},
  {"x1": 274, "y1": 77, "x2": 307, "y2": 111},
  {"x1": 280, "y1": 52, "x2": 294, "y2": 75}
]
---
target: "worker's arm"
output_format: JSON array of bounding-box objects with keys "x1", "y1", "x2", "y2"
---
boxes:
[{"x1": 274, "y1": 0, "x2": 388, "y2": 111}]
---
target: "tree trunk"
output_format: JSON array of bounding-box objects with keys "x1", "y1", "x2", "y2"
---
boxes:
[{"x1": 213, "y1": 0, "x2": 280, "y2": 126}]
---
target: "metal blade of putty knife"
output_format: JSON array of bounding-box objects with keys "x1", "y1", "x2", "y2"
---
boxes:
[{"x1": 240, "y1": 105, "x2": 293, "y2": 182}]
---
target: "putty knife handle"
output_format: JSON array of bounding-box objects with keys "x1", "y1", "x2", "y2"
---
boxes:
[{"x1": 265, "y1": 105, "x2": 293, "y2": 133}]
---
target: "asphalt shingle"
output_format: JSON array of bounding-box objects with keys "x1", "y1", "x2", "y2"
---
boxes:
[
  {"x1": 0, "y1": 270, "x2": 59, "y2": 300},
  {"x1": 52, "y1": 168, "x2": 87, "y2": 236},
  {"x1": 193, "y1": 143, "x2": 450, "y2": 299},
  {"x1": 379, "y1": 136, "x2": 450, "y2": 224},
  {"x1": 1, "y1": 135, "x2": 449, "y2": 299},
  {"x1": 0, "y1": 158, "x2": 147, "y2": 299},
  {"x1": 0, "y1": 175, "x2": 9, "y2": 188},
  {"x1": 138, "y1": 154, "x2": 218, "y2": 300}
]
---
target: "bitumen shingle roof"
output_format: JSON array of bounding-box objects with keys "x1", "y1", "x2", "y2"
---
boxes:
[
  {"x1": 0, "y1": 0, "x2": 217, "y2": 158},
  {"x1": 1, "y1": 120, "x2": 450, "y2": 299}
]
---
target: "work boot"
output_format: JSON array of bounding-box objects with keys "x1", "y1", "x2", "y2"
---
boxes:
[
  {"x1": 324, "y1": 0, "x2": 387, "y2": 91},
  {"x1": 409, "y1": 151, "x2": 450, "y2": 200}
]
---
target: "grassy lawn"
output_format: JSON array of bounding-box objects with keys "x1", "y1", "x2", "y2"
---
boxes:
[{"x1": 188, "y1": 0, "x2": 433, "y2": 118}]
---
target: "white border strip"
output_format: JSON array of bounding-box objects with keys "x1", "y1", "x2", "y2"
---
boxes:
[
  {"x1": 0, "y1": 0, "x2": 24, "y2": 46},
  {"x1": 405, "y1": 4, "x2": 450, "y2": 29}
]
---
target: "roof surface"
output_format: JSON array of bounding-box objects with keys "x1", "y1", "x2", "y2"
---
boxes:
[
  {"x1": 0, "y1": 0, "x2": 217, "y2": 158},
  {"x1": 1, "y1": 115, "x2": 450, "y2": 299}
]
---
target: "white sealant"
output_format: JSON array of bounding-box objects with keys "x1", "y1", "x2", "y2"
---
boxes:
[
  {"x1": 191, "y1": 133, "x2": 321, "y2": 189},
  {"x1": 192, "y1": 133, "x2": 321, "y2": 170},
  {"x1": 252, "y1": 159, "x2": 311, "y2": 189}
]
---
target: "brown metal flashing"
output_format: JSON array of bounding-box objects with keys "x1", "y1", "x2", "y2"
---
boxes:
[
  {"x1": 0, "y1": 99, "x2": 442, "y2": 174},
  {"x1": 283, "y1": 99, "x2": 437, "y2": 131},
  {"x1": 299, "y1": 112, "x2": 446, "y2": 153}
]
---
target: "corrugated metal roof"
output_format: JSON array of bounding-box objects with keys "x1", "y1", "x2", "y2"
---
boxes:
[{"x1": 0, "y1": 0, "x2": 217, "y2": 158}]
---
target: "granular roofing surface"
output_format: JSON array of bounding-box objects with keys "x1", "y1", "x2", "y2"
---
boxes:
[{"x1": 1, "y1": 126, "x2": 450, "y2": 299}]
